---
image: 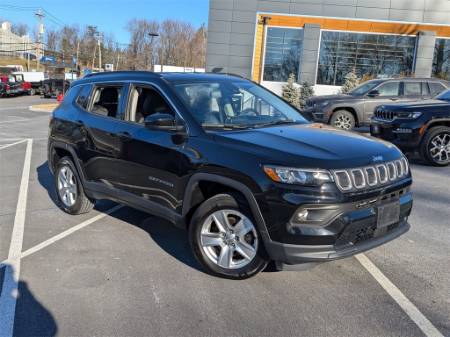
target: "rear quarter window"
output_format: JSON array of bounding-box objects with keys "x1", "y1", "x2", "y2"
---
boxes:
[
  {"x1": 429, "y1": 82, "x2": 446, "y2": 96},
  {"x1": 75, "y1": 84, "x2": 93, "y2": 109}
]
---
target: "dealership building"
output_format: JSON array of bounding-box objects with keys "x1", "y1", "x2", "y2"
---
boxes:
[{"x1": 206, "y1": 0, "x2": 450, "y2": 94}]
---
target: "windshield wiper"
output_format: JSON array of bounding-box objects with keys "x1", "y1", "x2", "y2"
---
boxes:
[
  {"x1": 202, "y1": 124, "x2": 252, "y2": 130},
  {"x1": 253, "y1": 120, "x2": 299, "y2": 128}
]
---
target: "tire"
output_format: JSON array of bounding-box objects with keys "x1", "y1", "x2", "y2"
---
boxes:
[
  {"x1": 420, "y1": 126, "x2": 450, "y2": 166},
  {"x1": 189, "y1": 193, "x2": 269, "y2": 279},
  {"x1": 330, "y1": 110, "x2": 356, "y2": 130},
  {"x1": 28, "y1": 88, "x2": 35, "y2": 96},
  {"x1": 54, "y1": 157, "x2": 95, "y2": 214}
]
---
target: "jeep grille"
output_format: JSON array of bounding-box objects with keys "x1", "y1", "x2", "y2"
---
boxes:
[
  {"x1": 332, "y1": 158, "x2": 409, "y2": 193},
  {"x1": 374, "y1": 108, "x2": 394, "y2": 121}
]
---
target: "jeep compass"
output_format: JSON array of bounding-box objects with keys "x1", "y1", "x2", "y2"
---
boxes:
[{"x1": 48, "y1": 72, "x2": 413, "y2": 279}]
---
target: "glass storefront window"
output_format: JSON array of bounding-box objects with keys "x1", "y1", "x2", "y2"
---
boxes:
[
  {"x1": 317, "y1": 31, "x2": 416, "y2": 86},
  {"x1": 263, "y1": 27, "x2": 303, "y2": 82},
  {"x1": 433, "y1": 38, "x2": 450, "y2": 80}
]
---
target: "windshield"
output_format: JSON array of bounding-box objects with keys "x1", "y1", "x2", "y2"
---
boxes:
[
  {"x1": 435, "y1": 89, "x2": 450, "y2": 101},
  {"x1": 173, "y1": 80, "x2": 308, "y2": 130},
  {"x1": 349, "y1": 80, "x2": 383, "y2": 96}
]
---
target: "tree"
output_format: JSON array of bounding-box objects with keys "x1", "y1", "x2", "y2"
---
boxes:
[
  {"x1": 45, "y1": 29, "x2": 58, "y2": 52},
  {"x1": 282, "y1": 74, "x2": 300, "y2": 109},
  {"x1": 11, "y1": 23, "x2": 29, "y2": 36},
  {"x1": 299, "y1": 82, "x2": 314, "y2": 108},
  {"x1": 340, "y1": 71, "x2": 360, "y2": 94}
]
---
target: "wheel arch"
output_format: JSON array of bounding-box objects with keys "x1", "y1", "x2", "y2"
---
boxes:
[
  {"x1": 424, "y1": 118, "x2": 450, "y2": 132},
  {"x1": 182, "y1": 173, "x2": 270, "y2": 241},
  {"x1": 48, "y1": 141, "x2": 87, "y2": 183}
]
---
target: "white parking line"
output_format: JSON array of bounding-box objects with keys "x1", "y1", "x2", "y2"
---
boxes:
[
  {"x1": 0, "y1": 139, "x2": 27, "y2": 151},
  {"x1": 0, "y1": 106, "x2": 30, "y2": 111},
  {"x1": 0, "y1": 139, "x2": 32, "y2": 337},
  {"x1": 0, "y1": 119, "x2": 29, "y2": 125},
  {"x1": 356, "y1": 254, "x2": 444, "y2": 337},
  {"x1": 0, "y1": 205, "x2": 123, "y2": 269}
]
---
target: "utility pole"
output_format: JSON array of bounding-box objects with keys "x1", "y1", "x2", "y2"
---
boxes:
[
  {"x1": 97, "y1": 33, "x2": 103, "y2": 70},
  {"x1": 148, "y1": 32, "x2": 159, "y2": 72},
  {"x1": 76, "y1": 39, "x2": 80, "y2": 70},
  {"x1": 35, "y1": 8, "x2": 45, "y2": 71}
]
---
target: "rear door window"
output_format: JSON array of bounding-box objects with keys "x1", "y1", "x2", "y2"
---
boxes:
[
  {"x1": 88, "y1": 85, "x2": 125, "y2": 120},
  {"x1": 404, "y1": 82, "x2": 422, "y2": 96}
]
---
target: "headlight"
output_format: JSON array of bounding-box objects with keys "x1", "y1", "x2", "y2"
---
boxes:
[
  {"x1": 396, "y1": 111, "x2": 422, "y2": 119},
  {"x1": 263, "y1": 166, "x2": 333, "y2": 186}
]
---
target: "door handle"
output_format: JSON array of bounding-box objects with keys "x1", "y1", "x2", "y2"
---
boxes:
[
  {"x1": 118, "y1": 131, "x2": 132, "y2": 139},
  {"x1": 75, "y1": 120, "x2": 84, "y2": 127}
]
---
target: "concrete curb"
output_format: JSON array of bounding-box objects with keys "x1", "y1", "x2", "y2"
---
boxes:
[{"x1": 29, "y1": 104, "x2": 58, "y2": 113}]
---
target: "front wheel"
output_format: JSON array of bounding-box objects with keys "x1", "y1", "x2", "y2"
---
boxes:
[
  {"x1": 189, "y1": 193, "x2": 268, "y2": 279},
  {"x1": 330, "y1": 110, "x2": 355, "y2": 130},
  {"x1": 420, "y1": 126, "x2": 450, "y2": 166}
]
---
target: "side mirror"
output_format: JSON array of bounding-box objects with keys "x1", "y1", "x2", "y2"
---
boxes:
[
  {"x1": 144, "y1": 112, "x2": 185, "y2": 132},
  {"x1": 367, "y1": 90, "x2": 380, "y2": 98}
]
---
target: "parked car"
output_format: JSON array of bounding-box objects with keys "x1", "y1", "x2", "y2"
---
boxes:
[
  {"x1": 371, "y1": 89, "x2": 450, "y2": 166},
  {"x1": 0, "y1": 82, "x2": 12, "y2": 97},
  {"x1": 12, "y1": 71, "x2": 47, "y2": 95},
  {"x1": 48, "y1": 72, "x2": 413, "y2": 279},
  {"x1": 304, "y1": 78, "x2": 449, "y2": 130},
  {"x1": 0, "y1": 75, "x2": 21, "y2": 96},
  {"x1": 40, "y1": 79, "x2": 70, "y2": 98},
  {"x1": 9, "y1": 73, "x2": 33, "y2": 95}
]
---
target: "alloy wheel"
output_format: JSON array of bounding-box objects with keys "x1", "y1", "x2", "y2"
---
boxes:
[
  {"x1": 334, "y1": 115, "x2": 353, "y2": 130},
  {"x1": 200, "y1": 210, "x2": 258, "y2": 270},
  {"x1": 57, "y1": 165, "x2": 78, "y2": 207},
  {"x1": 429, "y1": 132, "x2": 450, "y2": 164}
]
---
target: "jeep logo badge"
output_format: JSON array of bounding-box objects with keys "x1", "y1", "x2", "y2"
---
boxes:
[{"x1": 372, "y1": 155, "x2": 384, "y2": 162}]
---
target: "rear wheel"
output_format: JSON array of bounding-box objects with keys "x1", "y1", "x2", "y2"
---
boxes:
[
  {"x1": 189, "y1": 193, "x2": 268, "y2": 279},
  {"x1": 330, "y1": 110, "x2": 355, "y2": 130},
  {"x1": 55, "y1": 157, "x2": 95, "y2": 214},
  {"x1": 420, "y1": 126, "x2": 450, "y2": 166}
]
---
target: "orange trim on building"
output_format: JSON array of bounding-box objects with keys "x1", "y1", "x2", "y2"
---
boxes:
[{"x1": 252, "y1": 14, "x2": 450, "y2": 82}]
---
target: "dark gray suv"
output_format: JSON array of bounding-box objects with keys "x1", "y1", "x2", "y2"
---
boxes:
[{"x1": 304, "y1": 78, "x2": 449, "y2": 130}]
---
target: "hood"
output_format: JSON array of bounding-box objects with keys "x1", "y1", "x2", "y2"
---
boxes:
[
  {"x1": 215, "y1": 124, "x2": 401, "y2": 170},
  {"x1": 380, "y1": 99, "x2": 450, "y2": 110}
]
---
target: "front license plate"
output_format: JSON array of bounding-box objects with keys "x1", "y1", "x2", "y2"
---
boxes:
[{"x1": 377, "y1": 202, "x2": 400, "y2": 228}]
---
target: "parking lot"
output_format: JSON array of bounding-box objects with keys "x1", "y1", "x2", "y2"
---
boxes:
[{"x1": 0, "y1": 95, "x2": 449, "y2": 337}]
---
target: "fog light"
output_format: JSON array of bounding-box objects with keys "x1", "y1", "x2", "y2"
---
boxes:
[
  {"x1": 393, "y1": 128, "x2": 413, "y2": 134},
  {"x1": 291, "y1": 206, "x2": 342, "y2": 227},
  {"x1": 296, "y1": 209, "x2": 309, "y2": 222}
]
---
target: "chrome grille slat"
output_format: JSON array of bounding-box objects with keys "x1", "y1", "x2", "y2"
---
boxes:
[
  {"x1": 332, "y1": 158, "x2": 409, "y2": 193},
  {"x1": 375, "y1": 108, "x2": 395, "y2": 121}
]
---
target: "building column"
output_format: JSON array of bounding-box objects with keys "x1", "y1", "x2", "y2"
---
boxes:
[
  {"x1": 299, "y1": 23, "x2": 321, "y2": 85},
  {"x1": 414, "y1": 31, "x2": 436, "y2": 78}
]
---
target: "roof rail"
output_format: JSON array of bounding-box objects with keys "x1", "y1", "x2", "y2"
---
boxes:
[{"x1": 83, "y1": 71, "x2": 160, "y2": 78}]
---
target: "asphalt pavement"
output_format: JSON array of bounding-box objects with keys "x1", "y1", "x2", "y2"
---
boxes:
[{"x1": 0, "y1": 96, "x2": 449, "y2": 337}]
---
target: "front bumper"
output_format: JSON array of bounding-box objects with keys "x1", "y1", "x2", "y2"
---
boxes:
[
  {"x1": 303, "y1": 106, "x2": 330, "y2": 123},
  {"x1": 370, "y1": 119, "x2": 422, "y2": 149},
  {"x1": 263, "y1": 187, "x2": 413, "y2": 265}
]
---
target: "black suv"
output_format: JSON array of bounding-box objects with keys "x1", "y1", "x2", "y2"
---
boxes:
[
  {"x1": 48, "y1": 72, "x2": 413, "y2": 279},
  {"x1": 371, "y1": 89, "x2": 450, "y2": 166},
  {"x1": 304, "y1": 78, "x2": 449, "y2": 130}
]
